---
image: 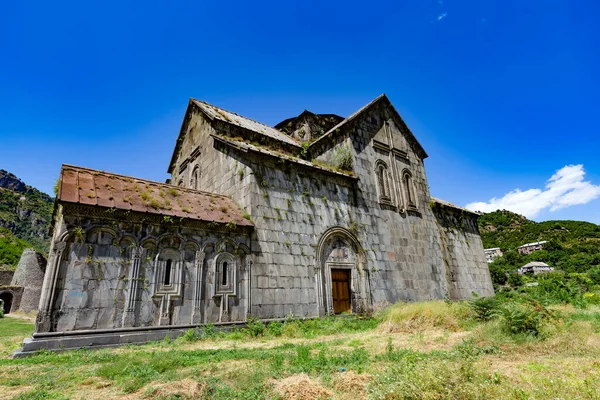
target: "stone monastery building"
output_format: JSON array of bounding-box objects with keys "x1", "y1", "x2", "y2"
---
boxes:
[{"x1": 20, "y1": 94, "x2": 493, "y2": 355}]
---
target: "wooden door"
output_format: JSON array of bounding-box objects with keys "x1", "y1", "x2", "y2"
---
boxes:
[{"x1": 331, "y1": 269, "x2": 351, "y2": 314}]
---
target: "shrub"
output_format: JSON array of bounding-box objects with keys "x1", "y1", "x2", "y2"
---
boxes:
[
  {"x1": 246, "y1": 317, "x2": 266, "y2": 337},
  {"x1": 182, "y1": 328, "x2": 200, "y2": 342},
  {"x1": 468, "y1": 296, "x2": 500, "y2": 321},
  {"x1": 0, "y1": 300, "x2": 4, "y2": 318},
  {"x1": 583, "y1": 292, "x2": 600, "y2": 305},
  {"x1": 501, "y1": 300, "x2": 553, "y2": 336},
  {"x1": 332, "y1": 143, "x2": 353, "y2": 171},
  {"x1": 267, "y1": 321, "x2": 284, "y2": 337},
  {"x1": 201, "y1": 323, "x2": 216, "y2": 339}
]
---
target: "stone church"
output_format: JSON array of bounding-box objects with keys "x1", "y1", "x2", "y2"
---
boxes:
[{"x1": 18, "y1": 94, "x2": 493, "y2": 355}]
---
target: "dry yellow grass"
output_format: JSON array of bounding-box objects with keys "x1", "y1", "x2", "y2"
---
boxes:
[{"x1": 377, "y1": 300, "x2": 471, "y2": 332}]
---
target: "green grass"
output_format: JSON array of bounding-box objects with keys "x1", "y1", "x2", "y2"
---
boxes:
[
  {"x1": 1, "y1": 303, "x2": 600, "y2": 399},
  {"x1": 0, "y1": 316, "x2": 34, "y2": 358}
]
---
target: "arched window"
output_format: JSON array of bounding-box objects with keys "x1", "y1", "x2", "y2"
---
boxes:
[
  {"x1": 155, "y1": 249, "x2": 181, "y2": 294},
  {"x1": 215, "y1": 253, "x2": 236, "y2": 294},
  {"x1": 402, "y1": 170, "x2": 417, "y2": 209},
  {"x1": 177, "y1": 179, "x2": 184, "y2": 187},
  {"x1": 191, "y1": 165, "x2": 200, "y2": 190},
  {"x1": 375, "y1": 160, "x2": 392, "y2": 204}
]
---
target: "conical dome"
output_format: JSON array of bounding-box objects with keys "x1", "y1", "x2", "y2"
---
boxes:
[{"x1": 11, "y1": 249, "x2": 46, "y2": 313}]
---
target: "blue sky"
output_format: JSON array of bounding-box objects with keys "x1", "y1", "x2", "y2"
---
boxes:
[{"x1": 1, "y1": 1, "x2": 599, "y2": 223}]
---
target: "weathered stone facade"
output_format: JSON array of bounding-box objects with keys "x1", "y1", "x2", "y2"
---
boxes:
[{"x1": 18, "y1": 94, "x2": 493, "y2": 356}]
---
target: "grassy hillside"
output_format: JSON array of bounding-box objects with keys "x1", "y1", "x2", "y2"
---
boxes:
[
  {"x1": 479, "y1": 209, "x2": 600, "y2": 250},
  {"x1": 0, "y1": 228, "x2": 38, "y2": 270},
  {"x1": 0, "y1": 170, "x2": 53, "y2": 256},
  {"x1": 479, "y1": 210, "x2": 600, "y2": 292}
]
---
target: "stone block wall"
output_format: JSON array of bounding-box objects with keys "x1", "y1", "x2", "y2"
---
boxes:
[
  {"x1": 11, "y1": 249, "x2": 46, "y2": 313},
  {"x1": 169, "y1": 99, "x2": 494, "y2": 321},
  {"x1": 40, "y1": 205, "x2": 252, "y2": 333},
  {"x1": 0, "y1": 270, "x2": 14, "y2": 286}
]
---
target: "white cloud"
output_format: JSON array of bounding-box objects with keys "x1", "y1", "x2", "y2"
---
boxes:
[
  {"x1": 437, "y1": 13, "x2": 447, "y2": 21},
  {"x1": 465, "y1": 165, "x2": 600, "y2": 218}
]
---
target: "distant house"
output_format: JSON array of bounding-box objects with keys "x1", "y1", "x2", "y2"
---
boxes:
[
  {"x1": 484, "y1": 248, "x2": 503, "y2": 263},
  {"x1": 518, "y1": 262, "x2": 554, "y2": 275},
  {"x1": 517, "y1": 241, "x2": 547, "y2": 255}
]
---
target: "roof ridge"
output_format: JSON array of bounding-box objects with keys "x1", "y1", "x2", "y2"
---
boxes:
[
  {"x1": 61, "y1": 164, "x2": 230, "y2": 199},
  {"x1": 309, "y1": 94, "x2": 387, "y2": 148},
  {"x1": 191, "y1": 98, "x2": 292, "y2": 137}
]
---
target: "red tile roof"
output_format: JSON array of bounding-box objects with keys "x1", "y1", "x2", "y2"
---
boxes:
[{"x1": 57, "y1": 165, "x2": 253, "y2": 227}]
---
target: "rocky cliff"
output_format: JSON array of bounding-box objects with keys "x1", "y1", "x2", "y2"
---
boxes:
[{"x1": 0, "y1": 169, "x2": 53, "y2": 254}]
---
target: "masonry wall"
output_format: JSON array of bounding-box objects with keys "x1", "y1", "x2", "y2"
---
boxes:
[
  {"x1": 42, "y1": 205, "x2": 251, "y2": 333},
  {"x1": 171, "y1": 102, "x2": 494, "y2": 320},
  {"x1": 432, "y1": 206, "x2": 495, "y2": 299}
]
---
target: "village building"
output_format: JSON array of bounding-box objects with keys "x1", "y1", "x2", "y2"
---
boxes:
[
  {"x1": 484, "y1": 247, "x2": 503, "y2": 263},
  {"x1": 518, "y1": 261, "x2": 554, "y2": 275},
  {"x1": 518, "y1": 241, "x2": 547, "y2": 255},
  {"x1": 17, "y1": 94, "x2": 494, "y2": 356}
]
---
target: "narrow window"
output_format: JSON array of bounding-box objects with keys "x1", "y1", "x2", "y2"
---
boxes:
[
  {"x1": 192, "y1": 166, "x2": 200, "y2": 190},
  {"x1": 376, "y1": 161, "x2": 391, "y2": 203},
  {"x1": 403, "y1": 172, "x2": 416, "y2": 208},
  {"x1": 177, "y1": 179, "x2": 184, "y2": 187},
  {"x1": 164, "y1": 259, "x2": 172, "y2": 285},
  {"x1": 222, "y1": 261, "x2": 228, "y2": 286}
]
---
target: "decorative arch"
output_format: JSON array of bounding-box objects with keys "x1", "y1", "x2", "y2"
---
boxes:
[
  {"x1": 57, "y1": 229, "x2": 75, "y2": 243},
  {"x1": 216, "y1": 238, "x2": 238, "y2": 254},
  {"x1": 315, "y1": 226, "x2": 370, "y2": 316},
  {"x1": 85, "y1": 226, "x2": 118, "y2": 245},
  {"x1": 214, "y1": 252, "x2": 236, "y2": 295},
  {"x1": 401, "y1": 169, "x2": 417, "y2": 209},
  {"x1": 157, "y1": 233, "x2": 184, "y2": 250},
  {"x1": 118, "y1": 233, "x2": 139, "y2": 247},
  {"x1": 375, "y1": 160, "x2": 392, "y2": 204}
]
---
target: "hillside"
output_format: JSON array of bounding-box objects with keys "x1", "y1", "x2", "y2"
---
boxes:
[
  {"x1": 479, "y1": 209, "x2": 600, "y2": 282},
  {"x1": 0, "y1": 169, "x2": 53, "y2": 260},
  {"x1": 0, "y1": 228, "x2": 37, "y2": 270},
  {"x1": 479, "y1": 209, "x2": 600, "y2": 250}
]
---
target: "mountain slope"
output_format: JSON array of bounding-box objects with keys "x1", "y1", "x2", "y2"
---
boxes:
[
  {"x1": 479, "y1": 209, "x2": 600, "y2": 275},
  {"x1": 0, "y1": 227, "x2": 37, "y2": 270},
  {"x1": 0, "y1": 170, "x2": 53, "y2": 254}
]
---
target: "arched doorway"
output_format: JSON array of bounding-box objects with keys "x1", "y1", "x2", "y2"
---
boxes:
[
  {"x1": 0, "y1": 292, "x2": 13, "y2": 314},
  {"x1": 315, "y1": 227, "x2": 370, "y2": 315}
]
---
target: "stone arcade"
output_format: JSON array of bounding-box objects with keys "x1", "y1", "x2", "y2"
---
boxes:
[{"x1": 17, "y1": 94, "x2": 493, "y2": 356}]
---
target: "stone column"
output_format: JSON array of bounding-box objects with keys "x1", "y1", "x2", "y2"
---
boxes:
[
  {"x1": 314, "y1": 265, "x2": 325, "y2": 316},
  {"x1": 245, "y1": 256, "x2": 252, "y2": 319},
  {"x1": 36, "y1": 241, "x2": 67, "y2": 332},
  {"x1": 191, "y1": 251, "x2": 205, "y2": 324},
  {"x1": 122, "y1": 246, "x2": 144, "y2": 327}
]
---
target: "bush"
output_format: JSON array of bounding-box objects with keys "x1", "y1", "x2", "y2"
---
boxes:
[
  {"x1": 331, "y1": 143, "x2": 353, "y2": 171},
  {"x1": 501, "y1": 300, "x2": 553, "y2": 336},
  {"x1": 267, "y1": 321, "x2": 284, "y2": 337},
  {"x1": 0, "y1": 300, "x2": 4, "y2": 318},
  {"x1": 246, "y1": 317, "x2": 266, "y2": 337},
  {"x1": 182, "y1": 328, "x2": 200, "y2": 342},
  {"x1": 468, "y1": 296, "x2": 500, "y2": 321}
]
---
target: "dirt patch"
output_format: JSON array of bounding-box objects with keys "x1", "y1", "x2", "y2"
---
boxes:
[
  {"x1": 271, "y1": 374, "x2": 331, "y2": 400},
  {"x1": 142, "y1": 378, "x2": 206, "y2": 399},
  {"x1": 332, "y1": 371, "x2": 370, "y2": 398}
]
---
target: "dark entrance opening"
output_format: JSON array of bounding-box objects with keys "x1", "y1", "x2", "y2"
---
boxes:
[
  {"x1": 0, "y1": 292, "x2": 13, "y2": 314},
  {"x1": 331, "y1": 269, "x2": 351, "y2": 314}
]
